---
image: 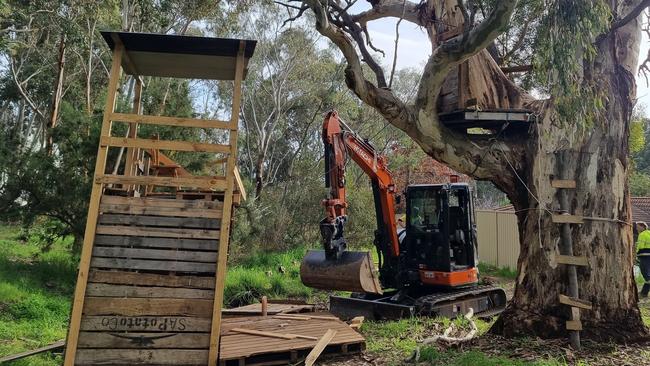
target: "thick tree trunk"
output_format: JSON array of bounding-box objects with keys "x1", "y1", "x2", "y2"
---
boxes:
[{"x1": 491, "y1": 4, "x2": 647, "y2": 341}]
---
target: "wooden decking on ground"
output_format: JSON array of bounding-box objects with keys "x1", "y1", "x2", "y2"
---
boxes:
[
  {"x1": 218, "y1": 313, "x2": 365, "y2": 366},
  {"x1": 222, "y1": 302, "x2": 315, "y2": 317}
]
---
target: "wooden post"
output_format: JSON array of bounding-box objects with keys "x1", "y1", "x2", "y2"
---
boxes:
[
  {"x1": 261, "y1": 296, "x2": 268, "y2": 317},
  {"x1": 557, "y1": 152, "x2": 580, "y2": 350},
  {"x1": 207, "y1": 41, "x2": 246, "y2": 365},
  {"x1": 124, "y1": 77, "x2": 143, "y2": 193},
  {"x1": 63, "y1": 43, "x2": 123, "y2": 366}
]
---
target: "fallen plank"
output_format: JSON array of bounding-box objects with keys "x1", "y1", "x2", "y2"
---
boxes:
[
  {"x1": 273, "y1": 315, "x2": 311, "y2": 321},
  {"x1": 305, "y1": 329, "x2": 337, "y2": 366},
  {"x1": 349, "y1": 316, "x2": 365, "y2": 330},
  {"x1": 273, "y1": 314, "x2": 339, "y2": 321},
  {"x1": 0, "y1": 340, "x2": 65, "y2": 362},
  {"x1": 230, "y1": 328, "x2": 318, "y2": 341}
]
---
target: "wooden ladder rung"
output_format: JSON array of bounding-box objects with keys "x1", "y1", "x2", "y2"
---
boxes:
[
  {"x1": 551, "y1": 179, "x2": 576, "y2": 189},
  {"x1": 556, "y1": 255, "x2": 588, "y2": 267},
  {"x1": 566, "y1": 320, "x2": 582, "y2": 331},
  {"x1": 552, "y1": 214, "x2": 583, "y2": 224},
  {"x1": 559, "y1": 294, "x2": 592, "y2": 310}
]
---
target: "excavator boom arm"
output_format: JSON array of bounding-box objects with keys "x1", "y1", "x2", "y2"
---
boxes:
[{"x1": 321, "y1": 111, "x2": 400, "y2": 259}]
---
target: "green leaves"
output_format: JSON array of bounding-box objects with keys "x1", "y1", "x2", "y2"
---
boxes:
[{"x1": 532, "y1": 0, "x2": 610, "y2": 126}]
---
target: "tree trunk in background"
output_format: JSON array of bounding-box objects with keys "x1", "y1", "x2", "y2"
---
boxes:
[
  {"x1": 491, "y1": 4, "x2": 646, "y2": 340},
  {"x1": 46, "y1": 34, "x2": 66, "y2": 156},
  {"x1": 254, "y1": 155, "x2": 265, "y2": 199}
]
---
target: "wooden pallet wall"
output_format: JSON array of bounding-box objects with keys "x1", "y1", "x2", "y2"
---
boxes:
[{"x1": 73, "y1": 195, "x2": 221, "y2": 365}]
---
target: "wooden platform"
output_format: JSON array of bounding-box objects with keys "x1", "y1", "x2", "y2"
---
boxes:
[
  {"x1": 222, "y1": 302, "x2": 315, "y2": 317},
  {"x1": 439, "y1": 109, "x2": 535, "y2": 131},
  {"x1": 218, "y1": 313, "x2": 365, "y2": 366}
]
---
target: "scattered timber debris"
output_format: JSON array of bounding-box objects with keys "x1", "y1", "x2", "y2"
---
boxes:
[{"x1": 410, "y1": 308, "x2": 478, "y2": 363}]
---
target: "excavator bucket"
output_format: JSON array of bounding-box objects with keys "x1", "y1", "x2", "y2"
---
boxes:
[{"x1": 300, "y1": 250, "x2": 383, "y2": 294}]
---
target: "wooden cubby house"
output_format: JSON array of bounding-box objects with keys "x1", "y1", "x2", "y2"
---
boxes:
[{"x1": 63, "y1": 31, "x2": 256, "y2": 365}]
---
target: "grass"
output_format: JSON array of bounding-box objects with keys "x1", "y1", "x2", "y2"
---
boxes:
[
  {"x1": 224, "y1": 246, "x2": 313, "y2": 307},
  {"x1": 360, "y1": 316, "x2": 567, "y2": 366},
  {"x1": 478, "y1": 262, "x2": 517, "y2": 279},
  {"x1": 0, "y1": 225, "x2": 75, "y2": 365}
]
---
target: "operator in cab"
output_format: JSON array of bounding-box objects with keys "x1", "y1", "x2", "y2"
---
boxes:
[{"x1": 637, "y1": 221, "x2": 650, "y2": 297}]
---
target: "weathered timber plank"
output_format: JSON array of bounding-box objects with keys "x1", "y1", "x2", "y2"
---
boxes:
[
  {"x1": 93, "y1": 235, "x2": 218, "y2": 251},
  {"x1": 0, "y1": 340, "x2": 65, "y2": 362},
  {"x1": 305, "y1": 329, "x2": 337, "y2": 366},
  {"x1": 99, "y1": 203, "x2": 221, "y2": 219},
  {"x1": 91, "y1": 257, "x2": 215, "y2": 273},
  {"x1": 98, "y1": 214, "x2": 219, "y2": 229},
  {"x1": 566, "y1": 320, "x2": 582, "y2": 331},
  {"x1": 88, "y1": 270, "x2": 215, "y2": 289},
  {"x1": 77, "y1": 331, "x2": 210, "y2": 349},
  {"x1": 559, "y1": 294, "x2": 592, "y2": 310},
  {"x1": 80, "y1": 316, "x2": 212, "y2": 332},
  {"x1": 556, "y1": 255, "x2": 589, "y2": 267},
  {"x1": 110, "y1": 112, "x2": 230, "y2": 130},
  {"x1": 571, "y1": 307, "x2": 581, "y2": 321},
  {"x1": 83, "y1": 298, "x2": 213, "y2": 317},
  {"x1": 101, "y1": 195, "x2": 222, "y2": 209},
  {"x1": 96, "y1": 175, "x2": 227, "y2": 191},
  {"x1": 100, "y1": 136, "x2": 231, "y2": 153},
  {"x1": 92, "y1": 247, "x2": 217, "y2": 263},
  {"x1": 74, "y1": 349, "x2": 208, "y2": 365},
  {"x1": 551, "y1": 179, "x2": 577, "y2": 189},
  {"x1": 86, "y1": 284, "x2": 214, "y2": 299},
  {"x1": 552, "y1": 214, "x2": 583, "y2": 224},
  {"x1": 96, "y1": 225, "x2": 219, "y2": 239}
]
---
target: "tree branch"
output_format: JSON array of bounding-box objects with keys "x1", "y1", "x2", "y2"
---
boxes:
[
  {"x1": 415, "y1": 1, "x2": 517, "y2": 113},
  {"x1": 351, "y1": 0, "x2": 422, "y2": 26},
  {"x1": 610, "y1": 0, "x2": 650, "y2": 32}
]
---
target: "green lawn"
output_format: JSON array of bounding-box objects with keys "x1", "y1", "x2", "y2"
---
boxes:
[
  {"x1": 0, "y1": 225, "x2": 74, "y2": 365},
  {"x1": 0, "y1": 224, "x2": 647, "y2": 365}
]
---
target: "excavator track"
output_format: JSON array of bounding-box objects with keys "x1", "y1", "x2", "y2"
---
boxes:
[
  {"x1": 329, "y1": 285, "x2": 507, "y2": 321},
  {"x1": 415, "y1": 285, "x2": 507, "y2": 318}
]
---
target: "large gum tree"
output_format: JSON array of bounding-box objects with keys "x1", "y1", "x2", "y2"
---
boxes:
[{"x1": 284, "y1": 0, "x2": 649, "y2": 340}]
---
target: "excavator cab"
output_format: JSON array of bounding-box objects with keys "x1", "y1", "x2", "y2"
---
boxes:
[{"x1": 402, "y1": 184, "x2": 479, "y2": 289}]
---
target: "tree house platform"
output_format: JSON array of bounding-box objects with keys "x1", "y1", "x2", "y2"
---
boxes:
[
  {"x1": 64, "y1": 32, "x2": 256, "y2": 366},
  {"x1": 439, "y1": 108, "x2": 535, "y2": 132}
]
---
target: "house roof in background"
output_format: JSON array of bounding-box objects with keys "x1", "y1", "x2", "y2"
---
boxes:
[{"x1": 100, "y1": 31, "x2": 257, "y2": 80}]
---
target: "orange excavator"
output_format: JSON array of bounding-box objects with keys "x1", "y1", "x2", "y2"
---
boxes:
[{"x1": 300, "y1": 111, "x2": 506, "y2": 319}]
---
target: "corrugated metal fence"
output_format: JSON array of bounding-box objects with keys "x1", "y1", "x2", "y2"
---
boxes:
[{"x1": 476, "y1": 210, "x2": 520, "y2": 269}]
